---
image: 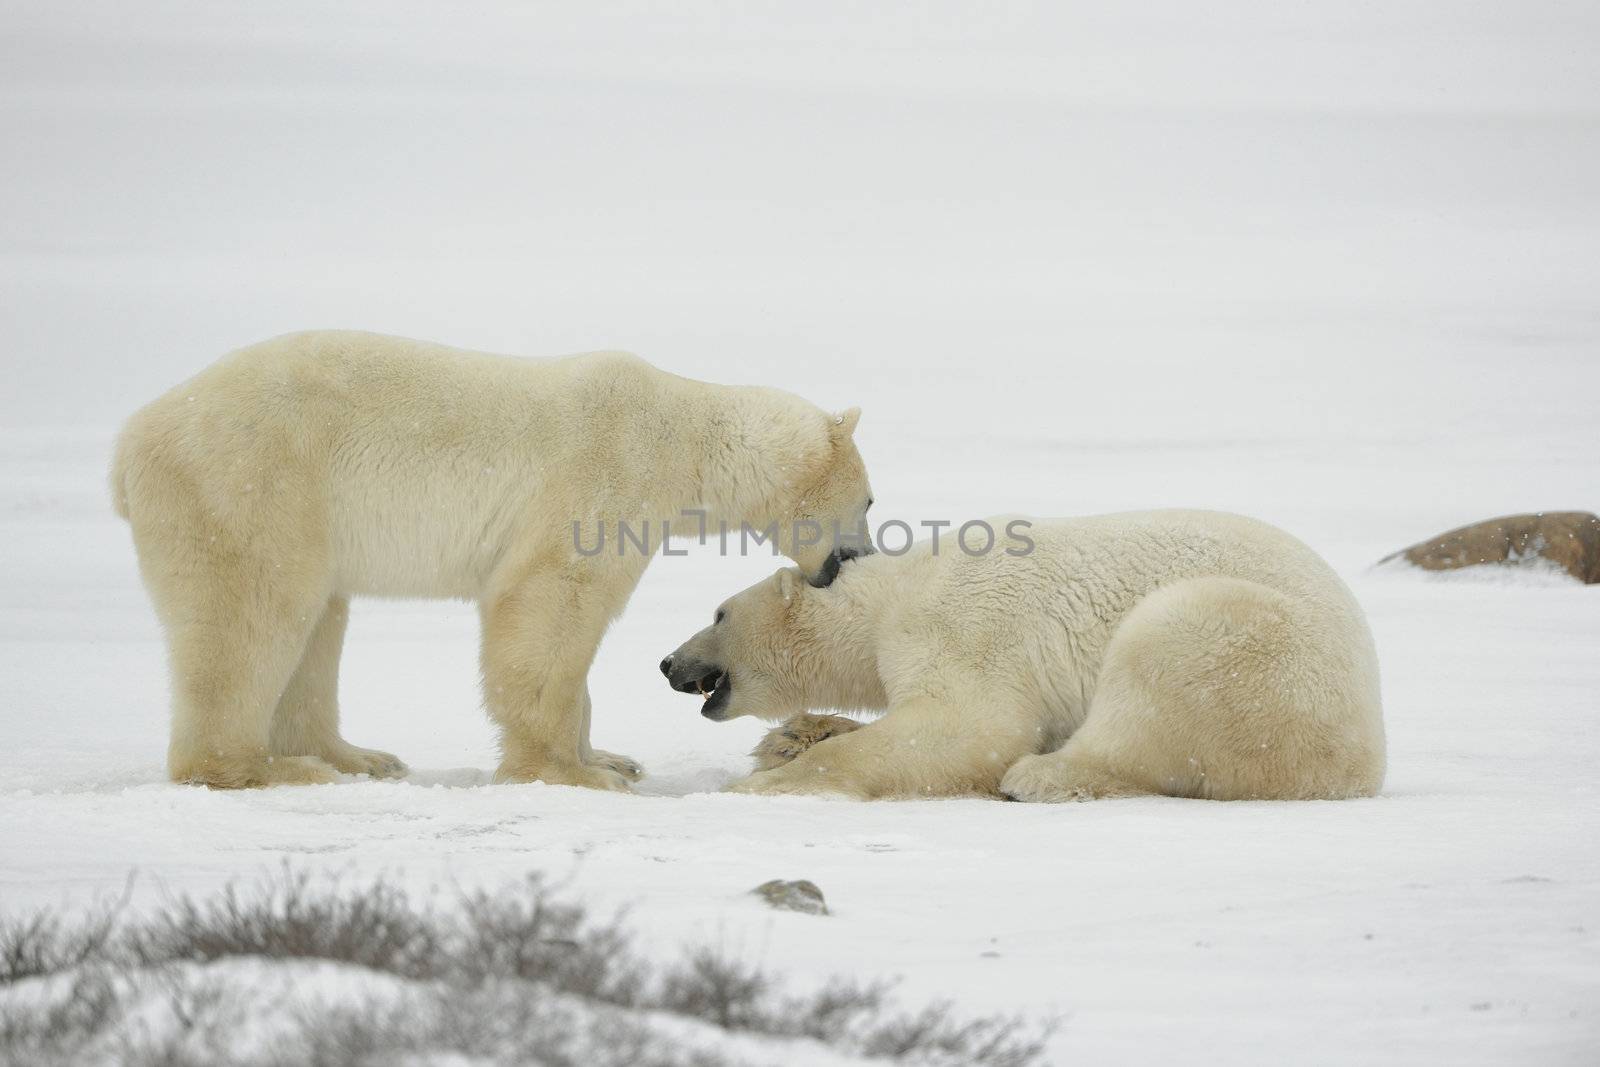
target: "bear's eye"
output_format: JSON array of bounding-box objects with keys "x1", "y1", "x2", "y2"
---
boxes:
[
  {"x1": 715, "y1": 609, "x2": 726, "y2": 625},
  {"x1": 866, "y1": 497, "x2": 874, "y2": 510}
]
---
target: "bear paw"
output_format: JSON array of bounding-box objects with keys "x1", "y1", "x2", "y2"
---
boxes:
[
  {"x1": 494, "y1": 759, "x2": 634, "y2": 793},
  {"x1": 725, "y1": 764, "x2": 868, "y2": 799},
  {"x1": 173, "y1": 753, "x2": 341, "y2": 789},
  {"x1": 750, "y1": 714, "x2": 863, "y2": 771},
  {"x1": 325, "y1": 743, "x2": 408, "y2": 780},
  {"x1": 588, "y1": 749, "x2": 645, "y2": 781},
  {"x1": 1000, "y1": 753, "x2": 1140, "y2": 802}
]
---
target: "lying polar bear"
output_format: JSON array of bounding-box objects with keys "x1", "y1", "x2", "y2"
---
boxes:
[
  {"x1": 662, "y1": 511, "x2": 1385, "y2": 801},
  {"x1": 113, "y1": 331, "x2": 872, "y2": 791}
]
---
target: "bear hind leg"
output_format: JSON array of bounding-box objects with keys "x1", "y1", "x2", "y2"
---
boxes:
[
  {"x1": 269, "y1": 595, "x2": 406, "y2": 780},
  {"x1": 1011, "y1": 575, "x2": 1382, "y2": 802},
  {"x1": 153, "y1": 564, "x2": 338, "y2": 789}
]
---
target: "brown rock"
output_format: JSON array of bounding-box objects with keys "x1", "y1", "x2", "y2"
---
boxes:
[{"x1": 1382, "y1": 511, "x2": 1600, "y2": 583}]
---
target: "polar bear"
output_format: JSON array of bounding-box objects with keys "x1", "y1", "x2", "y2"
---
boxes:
[
  {"x1": 112, "y1": 330, "x2": 873, "y2": 790},
  {"x1": 661, "y1": 511, "x2": 1384, "y2": 801}
]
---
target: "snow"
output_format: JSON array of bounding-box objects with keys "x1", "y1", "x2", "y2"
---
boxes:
[{"x1": 2, "y1": 2, "x2": 1598, "y2": 1063}]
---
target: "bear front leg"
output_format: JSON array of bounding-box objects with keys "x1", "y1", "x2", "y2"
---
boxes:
[
  {"x1": 480, "y1": 571, "x2": 632, "y2": 792},
  {"x1": 750, "y1": 713, "x2": 864, "y2": 772},
  {"x1": 728, "y1": 695, "x2": 1032, "y2": 800}
]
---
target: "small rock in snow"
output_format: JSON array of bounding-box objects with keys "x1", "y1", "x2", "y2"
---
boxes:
[{"x1": 751, "y1": 878, "x2": 828, "y2": 916}]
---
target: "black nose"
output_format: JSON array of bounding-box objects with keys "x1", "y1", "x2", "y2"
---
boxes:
[{"x1": 659, "y1": 656, "x2": 673, "y2": 677}]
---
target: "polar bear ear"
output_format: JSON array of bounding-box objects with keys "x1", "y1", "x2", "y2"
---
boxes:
[
  {"x1": 775, "y1": 568, "x2": 800, "y2": 602},
  {"x1": 831, "y1": 407, "x2": 861, "y2": 438}
]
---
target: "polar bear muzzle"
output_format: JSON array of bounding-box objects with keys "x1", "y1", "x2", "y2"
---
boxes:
[{"x1": 809, "y1": 543, "x2": 869, "y2": 589}]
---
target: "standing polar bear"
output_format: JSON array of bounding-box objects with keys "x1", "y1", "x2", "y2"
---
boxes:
[
  {"x1": 112, "y1": 331, "x2": 873, "y2": 791},
  {"x1": 662, "y1": 511, "x2": 1385, "y2": 801}
]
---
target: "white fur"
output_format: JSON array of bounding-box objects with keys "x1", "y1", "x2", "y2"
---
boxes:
[
  {"x1": 112, "y1": 330, "x2": 871, "y2": 789},
  {"x1": 674, "y1": 511, "x2": 1384, "y2": 801}
]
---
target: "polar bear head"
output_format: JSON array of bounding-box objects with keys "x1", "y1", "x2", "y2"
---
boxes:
[
  {"x1": 711, "y1": 401, "x2": 874, "y2": 588},
  {"x1": 661, "y1": 567, "x2": 870, "y2": 721}
]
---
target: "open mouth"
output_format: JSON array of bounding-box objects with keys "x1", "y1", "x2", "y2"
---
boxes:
[
  {"x1": 697, "y1": 671, "x2": 731, "y2": 720},
  {"x1": 670, "y1": 668, "x2": 732, "y2": 720}
]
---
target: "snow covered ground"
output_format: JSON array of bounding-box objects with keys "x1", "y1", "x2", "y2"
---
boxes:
[{"x1": 2, "y1": 3, "x2": 1597, "y2": 1063}]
